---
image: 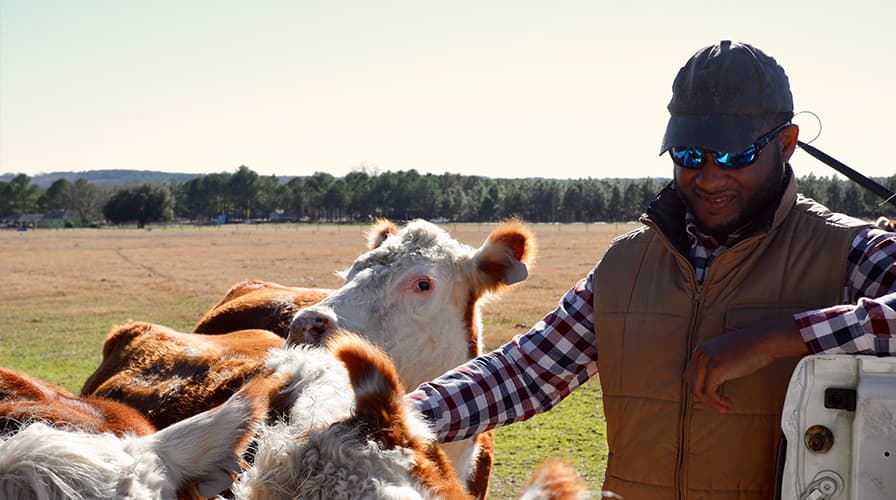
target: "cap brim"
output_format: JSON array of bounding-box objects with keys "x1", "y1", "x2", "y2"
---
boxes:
[{"x1": 659, "y1": 114, "x2": 768, "y2": 155}]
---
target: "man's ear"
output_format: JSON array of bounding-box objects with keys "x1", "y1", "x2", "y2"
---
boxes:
[{"x1": 780, "y1": 124, "x2": 799, "y2": 161}]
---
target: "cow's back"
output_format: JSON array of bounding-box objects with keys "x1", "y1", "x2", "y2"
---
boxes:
[
  {"x1": 0, "y1": 367, "x2": 155, "y2": 437},
  {"x1": 193, "y1": 279, "x2": 330, "y2": 337},
  {"x1": 81, "y1": 322, "x2": 284, "y2": 429}
]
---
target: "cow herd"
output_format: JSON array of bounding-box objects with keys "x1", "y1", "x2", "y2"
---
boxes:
[{"x1": 1, "y1": 219, "x2": 590, "y2": 499}]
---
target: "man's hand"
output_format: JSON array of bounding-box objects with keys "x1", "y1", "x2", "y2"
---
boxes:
[{"x1": 683, "y1": 317, "x2": 808, "y2": 413}]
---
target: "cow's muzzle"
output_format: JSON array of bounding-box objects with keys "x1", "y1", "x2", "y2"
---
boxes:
[{"x1": 287, "y1": 309, "x2": 337, "y2": 346}]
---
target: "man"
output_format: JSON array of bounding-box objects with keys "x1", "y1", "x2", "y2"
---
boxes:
[{"x1": 406, "y1": 40, "x2": 896, "y2": 499}]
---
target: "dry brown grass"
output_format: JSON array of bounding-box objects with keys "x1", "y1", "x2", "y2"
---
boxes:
[{"x1": 0, "y1": 220, "x2": 637, "y2": 497}]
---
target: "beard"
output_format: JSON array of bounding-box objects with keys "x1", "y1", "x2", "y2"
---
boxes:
[{"x1": 678, "y1": 148, "x2": 788, "y2": 239}]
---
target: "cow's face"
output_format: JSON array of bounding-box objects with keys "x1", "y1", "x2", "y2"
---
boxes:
[{"x1": 286, "y1": 219, "x2": 534, "y2": 388}]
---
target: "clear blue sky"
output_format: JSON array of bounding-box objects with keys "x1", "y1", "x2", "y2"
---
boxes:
[{"x1": 2, "y1": 1, "x2": 894, "y2": 181}]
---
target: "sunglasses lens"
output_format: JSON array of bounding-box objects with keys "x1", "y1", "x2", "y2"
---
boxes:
[
  {"x1": 715, "y1": 145, "x2": 758, "y2": 169},
  {"x1": 670, "y1": 146, "x2": 704, "y2": 169}
]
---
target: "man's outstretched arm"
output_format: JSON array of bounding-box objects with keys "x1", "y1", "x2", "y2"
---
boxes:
[{"x1": 406, "y1": 272, "x2": 599, "y2": 442}]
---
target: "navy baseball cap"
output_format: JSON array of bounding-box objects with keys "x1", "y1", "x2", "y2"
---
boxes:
[{"x1": 659, "y1": 40, "x2": 794, "y2": 155}]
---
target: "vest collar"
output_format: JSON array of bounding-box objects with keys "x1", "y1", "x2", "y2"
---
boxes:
[{"x1": 769, "y1": 165, "x2": 799, "y2": 230}]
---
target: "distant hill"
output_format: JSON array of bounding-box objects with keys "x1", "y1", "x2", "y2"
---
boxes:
[
  {"x1": 0, "y1": 169, "x2": 206, "y2": 188},
  {"x1": 0, "y1": 169, "x2": 306, "y2": 188}
]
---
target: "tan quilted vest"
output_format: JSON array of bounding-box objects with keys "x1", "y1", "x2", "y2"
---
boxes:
[{"x1": 593, "y1": 177, "x2": 868, "y2": 500}]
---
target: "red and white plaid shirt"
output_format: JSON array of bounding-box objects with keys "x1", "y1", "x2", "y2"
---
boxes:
[{"x1": 406, "y1": 223, "x2": 896, "y2": 442}]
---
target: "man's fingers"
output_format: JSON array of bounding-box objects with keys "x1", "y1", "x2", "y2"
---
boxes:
[
  {"x1": 703, "y1": 376, "x2": 730, "y2": 413},
  {"x1": 686, "y1": 352, "x2": 715, "y2": 407},
  {"x1": 686, "y1": 350, "x2": 731, "y2": 414}
]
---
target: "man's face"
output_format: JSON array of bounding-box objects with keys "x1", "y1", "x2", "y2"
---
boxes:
[{"x1": 673, "y1": 125, "x2": 797, "y2": 239}]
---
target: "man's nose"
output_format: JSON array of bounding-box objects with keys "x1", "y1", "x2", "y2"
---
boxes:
[{"x1": 694, "y1": 159, "x2": 730, "y2": 188}]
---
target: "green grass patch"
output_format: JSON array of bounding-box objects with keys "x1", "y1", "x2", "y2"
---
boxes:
[
  {"x1": 0, "y1": 295, "x2": 206, "y2": 393},
  {"x1": 488, "y1": 379, "x2": 607, "y2": 498}
]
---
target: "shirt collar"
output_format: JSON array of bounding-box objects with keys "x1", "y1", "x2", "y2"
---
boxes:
[{"x1": 684, "y1": 211, "x2": 748, "y2": 250}]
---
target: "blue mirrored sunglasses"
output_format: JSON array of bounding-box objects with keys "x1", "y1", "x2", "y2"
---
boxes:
[{"x1": 669, "y1": 122, "x2": 792, "y2": 170}]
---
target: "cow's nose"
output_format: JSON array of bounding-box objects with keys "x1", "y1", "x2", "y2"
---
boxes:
[{"x1": 287, "y1": 309, "x2": 337, "y2": 345}]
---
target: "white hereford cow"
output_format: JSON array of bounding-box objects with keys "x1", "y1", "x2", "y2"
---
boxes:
[
  {"x1": 287, "y1": 218, "x2": 535, "y2": 389},
  {"x1": 82, "y1": 218, "x2": 536, "y2": 499},
  {"x1": 285, "y1": 218, "x2": 535, "y2": 497}
]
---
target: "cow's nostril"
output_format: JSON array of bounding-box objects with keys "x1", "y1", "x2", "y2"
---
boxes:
[{"x1": 288, "y1": 311, "x2": 335, "y2": 346}]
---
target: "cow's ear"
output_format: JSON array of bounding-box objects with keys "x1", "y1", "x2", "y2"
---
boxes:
[
  {"x1": 328, "y1": 331, "x2": 407, "y2": 449},
  {"x1": 140, "y1": 391, "x2": 264, "y2": 498},
  {"x1": 476, "y1": 219, "x2": 536, "y2": 287},
  {"x1": 498, "y1": 256, "x2": 529, "y2": 285},
  {"x1": 367, "y1": 219, "x2": 398, "y2": 249}
]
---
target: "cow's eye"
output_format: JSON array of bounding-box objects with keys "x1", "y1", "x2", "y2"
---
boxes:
[{"x1": 414, "y1": 278, "x2": 432, "y2": 292}]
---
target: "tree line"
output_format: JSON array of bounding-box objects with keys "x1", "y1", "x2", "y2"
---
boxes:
[{"x1": 2, "y1": 165, "x2": 894, "y2": 227}]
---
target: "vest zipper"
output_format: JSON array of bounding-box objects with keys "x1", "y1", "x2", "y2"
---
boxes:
[
  {"x1": 643, "y1": 217, "x2": 705, "y2": 499},
  {"x1": 674, "y1": 239, "x2": 751, "y2": 499},
  {"x1": 676, "y1": 277, "x2": 702, "y2": 500}
]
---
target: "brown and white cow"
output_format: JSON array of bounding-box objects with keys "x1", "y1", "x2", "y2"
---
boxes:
[
  {"x1": 0, "y1": 366, "x2": 156, "y2": 437},
  {"x1": 0, "y1": 378, "x2": 268, "y2": 500},
  {"x1": 81, "y1": 322, "x2": 284, "y2": 430}
]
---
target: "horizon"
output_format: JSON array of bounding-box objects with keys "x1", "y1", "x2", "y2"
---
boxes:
[
  {"x1": 2, "y1": 1, "x2": 895, "y2": 181},
  {"x1": 8, "y1": 165, "x2": 894, "y2": 192},
  {"x1": 0, "y1": 166, "x2": 678, "y2": 185}
]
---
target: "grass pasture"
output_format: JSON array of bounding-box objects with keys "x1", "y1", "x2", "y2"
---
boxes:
[{"x1": 0, "y1": 221, "x2": 637, "y2": 498}]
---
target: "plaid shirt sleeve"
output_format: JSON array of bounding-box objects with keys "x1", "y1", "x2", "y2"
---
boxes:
[
  {"x1": 405, "y1": 270, "x2": 598, "y2": 442},
  {"x1": 797, "y1": 227, "x2": 896, "y2": 355}
]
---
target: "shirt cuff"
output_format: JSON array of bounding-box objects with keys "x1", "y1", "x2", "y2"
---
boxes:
[{"x1": 795, "y1": 305, "x2": 863, "y2": 354}]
